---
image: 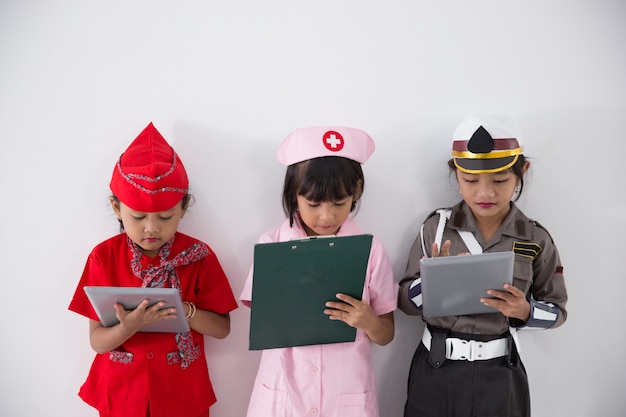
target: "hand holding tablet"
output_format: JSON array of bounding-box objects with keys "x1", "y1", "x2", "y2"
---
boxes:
[
  {"x1": 420, "y1": 251, "x2": 515, "y2": 318},
  {"x1": 83, "y1": 286, "x2": 190, "y2": 333}
]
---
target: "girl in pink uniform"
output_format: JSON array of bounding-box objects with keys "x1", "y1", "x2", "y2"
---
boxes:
[
  {"x1": 240, "y1": 126, "x2": 398, "y2": 417},
  {"x1": 69, "y1": 123, "x2": 238, "y2": 417}
]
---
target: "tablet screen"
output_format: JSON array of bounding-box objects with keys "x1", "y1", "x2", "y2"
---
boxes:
[
  {"x1": 83, "y1": 286, "x2": 190, "y2": 333},
  {"x1": 420, "y1": 251, "x2": 515, "y2": 318}
]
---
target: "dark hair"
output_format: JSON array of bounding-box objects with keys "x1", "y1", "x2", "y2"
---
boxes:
[
  {"x1": 110, "y1": 194, "x2": 192, "y2": 232},
  {"x1": 282, "y1": 157, "x2": 364, "y2": 227},
  {"x1": 448, "y1": 155, "x2": 528, "y2": 202}
]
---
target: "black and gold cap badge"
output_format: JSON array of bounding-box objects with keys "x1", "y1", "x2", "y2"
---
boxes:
[{"x1": 452, "y1": 115, "x2": 524, "y2": 174}]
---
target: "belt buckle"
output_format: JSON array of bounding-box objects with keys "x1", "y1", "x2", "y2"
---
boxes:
[
  {"x1": 446, "y1": 338, "x2": 484, "y2": 361},
  {"x1": 467, "y1": 340, "x2": 485, "y2": 361}
]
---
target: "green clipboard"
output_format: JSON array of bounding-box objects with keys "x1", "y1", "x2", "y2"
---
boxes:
[{"x1": 249, "y1": 234, "x2": 373, "y2": 350}]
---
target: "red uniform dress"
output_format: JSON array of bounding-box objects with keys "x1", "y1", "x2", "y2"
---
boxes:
[{"x1": 69, "y1": 232, "x2": 238, "y2": 417}]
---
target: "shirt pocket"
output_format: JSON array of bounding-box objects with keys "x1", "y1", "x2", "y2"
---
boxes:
[
  {"x1": 333, "y1": 391, "x2": 375, "y2": 417},
  {"x1": 249, "y1": 383, "x2": 287, "y2": 417},
  {"x1": 513, "y1": 255, "x2": 533, "y2": 293},
  {"x1": 104, "y1": 352, "x2": 133, "y2": 401}
]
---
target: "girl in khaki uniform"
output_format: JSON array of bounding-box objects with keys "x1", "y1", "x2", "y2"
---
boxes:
[{"x1": 398, "y1": 115, "x2": 567, "y2": 417}]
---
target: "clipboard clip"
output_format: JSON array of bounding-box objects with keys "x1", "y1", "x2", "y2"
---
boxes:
[{"x1": 289, "y1": 235, "x2": 336, "y2": 250}]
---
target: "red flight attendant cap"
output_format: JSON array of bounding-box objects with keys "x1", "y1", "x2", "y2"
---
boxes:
[{"x1": 110, "y1": 122, "x2": 189, "y2": 212}]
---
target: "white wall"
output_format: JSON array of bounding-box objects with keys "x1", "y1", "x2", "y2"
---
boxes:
[{"x1": 1, "y1": 1, "x2": 624, "y2": 416}]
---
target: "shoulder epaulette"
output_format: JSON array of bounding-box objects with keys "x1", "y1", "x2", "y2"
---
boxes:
[{"x1": 530, "y1": 219, "x2": 557, "y2": 244}]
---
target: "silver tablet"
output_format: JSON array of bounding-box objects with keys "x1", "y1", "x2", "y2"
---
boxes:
[
  {"x1": 420, "y1": 251, "x2": 515, "y2": 318},
  {"x1": 83, "y1": 286, "x2": 190, "y2": 333}
]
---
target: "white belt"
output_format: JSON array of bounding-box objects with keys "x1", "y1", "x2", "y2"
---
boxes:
[{"x1": 422, "y1": 327, "x2": 509, "y2": 362}]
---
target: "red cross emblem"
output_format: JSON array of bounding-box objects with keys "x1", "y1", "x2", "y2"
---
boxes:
[{"x1": 322, "y1": 131, "x2": 344, "y2": 152}]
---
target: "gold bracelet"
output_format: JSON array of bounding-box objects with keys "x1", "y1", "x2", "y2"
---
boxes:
[
  {"x1": 184, "y1": 301, "x2": 197, "y2": 320},
  {"x1": 183, "y1": 302, "x2": 190, "y2": 319}
]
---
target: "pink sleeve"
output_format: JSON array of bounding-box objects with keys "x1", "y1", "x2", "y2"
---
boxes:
[
  {"x1": 239, "y1": 230, "x2": 281, "y2": 308},
  {"x1": 367, "y1": 237, "x2": 398, "y2": 316},
  {"x1": 239, "y1": 265, "x2": 254, "y2": 307}
]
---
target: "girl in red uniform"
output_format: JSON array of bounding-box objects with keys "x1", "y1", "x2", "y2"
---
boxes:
[{"x1": 69, "y1": 123, "x2": 238, "y2": 417}]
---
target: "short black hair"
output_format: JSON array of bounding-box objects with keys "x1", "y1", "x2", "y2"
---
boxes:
[
  {"x1": 282, "y1": 157, "x2": 364, "y2": 227},
  {"x1": 110, "y1": 194, "x2": 191, "y2": 232}
]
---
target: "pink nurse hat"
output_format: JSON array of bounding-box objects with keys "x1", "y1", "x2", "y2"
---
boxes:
[{"x1": 277, "y1": 126, "x2": 375, "y2": 166}]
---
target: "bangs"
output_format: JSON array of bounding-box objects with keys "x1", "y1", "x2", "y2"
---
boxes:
[
  {"x1": 282, "y1": 156, "x2": 364, "y2": 226},
  {"x1": 298, "y1": 160, "x2": 354, "y2": 202},
  {"x1": 296, "y1": 157, "x2": 361, "y2": 202},
  {"x1": 283, "y1": 156, "x2": 365, "y2": 226}
]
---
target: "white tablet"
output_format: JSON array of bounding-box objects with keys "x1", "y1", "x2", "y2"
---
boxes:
[
  {"x1": 83, "y1": 286, "x2": 190, "y2": 333},
  {"x1": 420, "y1": 251, "x2": 515, "y2": 318}
]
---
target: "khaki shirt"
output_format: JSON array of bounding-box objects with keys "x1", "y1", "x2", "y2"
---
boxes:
[{"x1": 398, "y1": 201, "x2": 568, "y2": 335}]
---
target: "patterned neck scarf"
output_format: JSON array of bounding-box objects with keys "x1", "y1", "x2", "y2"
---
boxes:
[{"x1": 128, "y1": 235, "x2": 209, "y2": 369}]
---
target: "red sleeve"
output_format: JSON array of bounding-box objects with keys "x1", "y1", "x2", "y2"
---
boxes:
[
  {"x1": 68, "y1": 234, "x2": 135, "y2": 321},
  {"x1": 68, "y1": 251, "x2": 106, "y2": 321},
  {"x1": 190, "y1": 247, "x2": 238, "y2": 315}
]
